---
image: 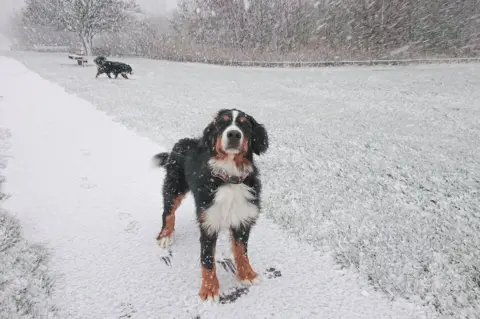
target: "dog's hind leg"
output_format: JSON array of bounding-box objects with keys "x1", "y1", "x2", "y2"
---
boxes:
[
  {"x1": 156, "y1": 167, "x2": 189, "y2": 248},
  {"x1": 107, "y1": 73, "x2": 112, "y2": 79}
]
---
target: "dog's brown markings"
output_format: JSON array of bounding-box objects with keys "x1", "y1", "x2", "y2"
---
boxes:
[
  {"x1": 232, "y1": 153, "x2": 251, "y2": 168},
  {"x1": 231, "y1": 240, "x2": 257, "y2": 282},
  {"x1": 199, "y1": 266, "x2": 219, "y2": 300},
  {"x1": 214, "y1": 137, "x2": 251, "y2": 170},
  {"x1": 241, "y1": 139, "x2": 249, "y2": 152},
  {"x1": 199, "y1": 212, "x2": 206, "y2": 224},
  {"x1": 156, "y1": 194, "x2": 186, "y2": 239},
  {"x1": 214, "y1": 137, "x2": 226, "y2": 159}
]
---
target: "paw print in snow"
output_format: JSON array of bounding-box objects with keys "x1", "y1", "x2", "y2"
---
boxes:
[
  {"x1": 160, "y1": 249, "x2": 173, "y2": 266},
  {"x1": 118, "y1": 302, "x2": 137, "y2": 318},
  {"x1": 217, "y1": 258, "x2": 236, "y2": 274},
  {"x1": 264, "y1": 267, "x2": 282, "y2": 279},
  {"x1": 80, "y1": 176, "x2": 96, "y2": 189},
  {"x1": 124, "y1": 220, "x2": 140, "y2": 234}
]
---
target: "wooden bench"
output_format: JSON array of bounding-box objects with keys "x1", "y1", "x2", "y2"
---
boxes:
[{"x1": 68, "y1": 53, "x2": 88, "y2": 66}]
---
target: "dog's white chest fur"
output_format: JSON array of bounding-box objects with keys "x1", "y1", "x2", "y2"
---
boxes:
[{"x1": 202, "y1": 183, "x2": 259, "y2": 235}]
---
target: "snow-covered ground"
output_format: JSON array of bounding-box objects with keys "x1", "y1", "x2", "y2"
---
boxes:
[
  {"x1": 1, "y1": 123, "x2": 56, "y2": 318},
  {"x1": 0, "y1": 55, "x2": 429, "y2": 319},
  {"x1": 1, "y1": 52, "x2": 479, "y2": 318}
]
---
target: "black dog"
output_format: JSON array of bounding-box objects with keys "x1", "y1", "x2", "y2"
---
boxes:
[
  {"x1": 94, "y1": 56, "x2": 133, "y2": 79},
  {"x1": 152, "y1": 109, "x2": 269, "y2": 302}
]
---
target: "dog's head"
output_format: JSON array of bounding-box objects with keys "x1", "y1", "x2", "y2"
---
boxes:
[
  {"x1": 202, "y1": 109, "x2": 269, "y2": 158},
  {"x1": 94, "y1": 56, "x2": 107, "y2": 66}
]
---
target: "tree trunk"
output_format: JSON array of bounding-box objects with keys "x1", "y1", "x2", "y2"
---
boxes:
[
  {"x1": 79, "y1": 34, "x2": 92, "y2": 57},
  {"x1": 88, "y1": 36, "x2": 94, "y2": 55}
]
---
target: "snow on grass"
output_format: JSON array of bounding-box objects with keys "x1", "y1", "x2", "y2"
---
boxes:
[
  {"x1": 0, "y1": 55, "x2": 431, "y2": 318},
  {"x1": 6, "y1": 52, "x2": 480, "y2": 317},
  {"x1": 0, "y1": 127, "x2": 56, "y2": 318}
]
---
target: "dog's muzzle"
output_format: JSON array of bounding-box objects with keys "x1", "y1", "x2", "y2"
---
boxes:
[{"x1": 225, "y1": 129, "x2": 242, "y2": 151}]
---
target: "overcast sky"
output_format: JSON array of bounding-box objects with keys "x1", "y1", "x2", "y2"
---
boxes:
[{"x1": 0, "y1": 0, "x2": 178, "y2": 31}]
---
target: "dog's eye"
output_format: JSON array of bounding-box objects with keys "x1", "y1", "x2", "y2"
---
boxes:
[
  {"x1": 222, "y1": 115, "x2": 230, "y2": 121},
  {"x1": 239, "y1": 116, "x2": 251, "y2": 126}
]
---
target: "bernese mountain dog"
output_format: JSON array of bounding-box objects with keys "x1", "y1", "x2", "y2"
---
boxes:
[
  {"x1": 152, "y1": 108, "x2": 269, "y2": 301},
  {"x1": 94, "y1": 56, "x2": 133, "y2": 79}
]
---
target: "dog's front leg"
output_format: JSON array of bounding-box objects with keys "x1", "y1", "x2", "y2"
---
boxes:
[
  {"x1": 230, "y1": 225, "x2": 259, "y2": 285},
  {"x1": 199, "y1": 228, "x2": 219, "y2": 302},
  {"x1": 107, "y1": 73, "x2": 112, "y2": 79}
]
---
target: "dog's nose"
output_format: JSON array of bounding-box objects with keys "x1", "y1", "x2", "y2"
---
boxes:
[{"x1": 227, "y1": 130, "x2": 242, "y2": 140}]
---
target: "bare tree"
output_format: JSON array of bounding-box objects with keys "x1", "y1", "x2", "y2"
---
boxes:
[
  {"x1": 169, "y1": 0, "x2": 479, "y2": 61},
  {"x1": 23, "y1": 0, "x2": 138, "y2": 56},
  {"x1": 95, "y1": 15, "x2": 171, "y2": 57}
]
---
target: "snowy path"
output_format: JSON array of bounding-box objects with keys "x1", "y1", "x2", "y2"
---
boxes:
[{"x1": 0, "y1": 57, "x2": 430, "y2": 318}]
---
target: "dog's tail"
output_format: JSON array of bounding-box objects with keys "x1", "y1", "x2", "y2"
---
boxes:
[{"x1": 152, "y1": 152, "x2": 170, "y2": 167}]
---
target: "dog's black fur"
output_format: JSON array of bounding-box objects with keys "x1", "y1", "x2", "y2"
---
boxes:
[
  {"x1": 152, "y1": 108, "x2": 268, "y2": 300},
  {"x1": 94, "y1": 56, "x2": 133, "y2": 79}
]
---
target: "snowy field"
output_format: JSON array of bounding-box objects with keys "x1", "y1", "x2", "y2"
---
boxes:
[{"x1": 1, "y1": 52, "x2": 479, "y2": 318}]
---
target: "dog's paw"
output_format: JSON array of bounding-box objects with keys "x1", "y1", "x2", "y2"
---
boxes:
[
  {"x1": 199, "y1": 270, "x2": 220, "y2": 302},
  {"x1": 237, "y1": 266, "x2": 259, "y2": 286},
  {"x1": 156, "y1": 232, "x2": 174, "y2": 248},
  {"x1": 240, "y1": 276, "x2": 260, "y2": 286},
  {"x1": 199, "y1": 285, "x2": 220, "y2": 302}
]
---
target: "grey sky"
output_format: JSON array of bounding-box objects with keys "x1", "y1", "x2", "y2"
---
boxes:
[{"x1": 0, "y1": 0, "x2": 178, "y2": 30}]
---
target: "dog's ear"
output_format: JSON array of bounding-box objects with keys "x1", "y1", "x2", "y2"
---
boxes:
[
  {"x1": 201, "y1": 119, "x2": 217, "y2": 152},
  {"x1": 249, "y1": 116, "x2": 269, "y2": 155}
]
